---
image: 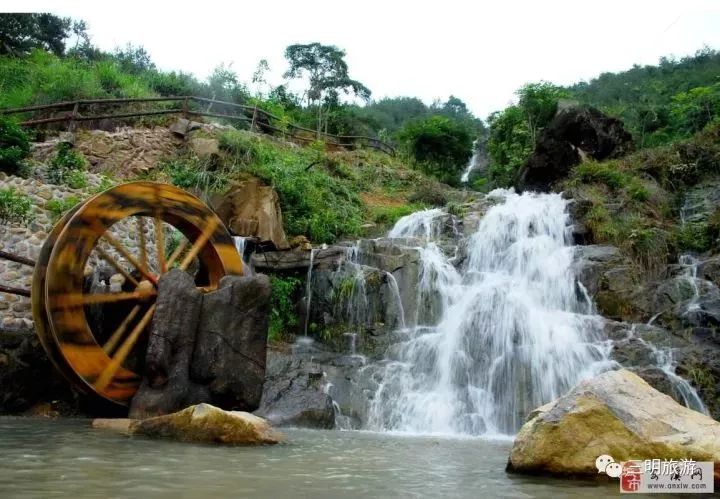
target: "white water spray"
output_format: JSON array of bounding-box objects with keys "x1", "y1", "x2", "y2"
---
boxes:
[
  {"x1": 368, "y1": 190, "x2": 611, "y2": 435},
  {"x1": 460, "y1": 140, "x2": 479, "y2": 183}
]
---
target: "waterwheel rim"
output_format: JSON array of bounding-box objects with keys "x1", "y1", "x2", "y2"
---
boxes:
[{"x1": 39, "y1": 182, "x2": 243, "y2": 405}]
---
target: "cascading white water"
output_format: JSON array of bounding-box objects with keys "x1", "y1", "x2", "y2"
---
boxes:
[
  {"x1": 367, "y1": 189, "x2": 612, "y2": 435},
  {"x1": 233, "y1": 236, "x2": 254, "y2": 275},
  {"x1": 460, "y1": 140, "x2": 479, "y2": 183}
]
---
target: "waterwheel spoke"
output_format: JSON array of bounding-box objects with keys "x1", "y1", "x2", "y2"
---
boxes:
[
  {"x1": 94, "y1": 304, "x2": 156, "y2": 392},
  {"x1": 179, "y1": 218, "x2": 218, "y2": 271},
  {"x1": 102, "y1": 304, "x2": 141, "y2": 355},
  {"x1": 101, "y1": 231, "x2": 157, "y2": 285},
  {"x1": 166, "y1": 238, "x2": 188, "y2": 269},
  {"x1": 96, "y1": 246, "x2": 140, "y2": 288},
  {"x1": 137, "y1": 217, "x2": 148, "y2": 272},
  {"x1": 154, "y1": 215, "x2": 167, "y2": 274},
  {"x1": 55, "y1": 289, "x2": 156, "y2": 308}
]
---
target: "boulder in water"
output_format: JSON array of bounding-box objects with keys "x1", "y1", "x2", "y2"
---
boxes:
[
  {"x1": 256, "y1": 355, "x2": 335, "y2": 429},
  {"x1": 129, "y1": 270, "x2": 209, "y2": 419},
  {"x1": 96, "y1": 404, "x2": 284, "y2": 445},
  {"x1": 191, "y1": 274, "x2": 270, "y2": 411},
  {"x1": 507, "y1": 369, "x2": 720, "y2": 476}
]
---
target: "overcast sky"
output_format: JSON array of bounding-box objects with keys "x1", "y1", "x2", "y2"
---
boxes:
[{"x1": 8, "y1": 0, "x2": 720, "y2": 119}]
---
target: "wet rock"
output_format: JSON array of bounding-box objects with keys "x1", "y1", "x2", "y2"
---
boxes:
[
  {"x1": 92, "y1": 418, "x2": 134, "y2": 434},
  {"x1": 251, "y1": 246, "x2": 347, "y2": 272},
  {"x1": 256, "y1": 354, "x2": 335, "y2": 429},
  {"x1": 507, "y1": 369, "x2": 720, "y2": 476},
  {"x1": 211, "y1": 178, "x2": 290, "y2": 251},
  {"x1": 131, "y1": 403, "x2": 284, "y2": 445},
  {"x1": 0, "y1": 329, "x2": 77, "y2": 415},
  {"x1": 129, "y1": 270, "x2": 208, "y2": 419},
  {"x1": 191, "y1": 275, "x2": 270, "y2": 411},
  {"x1": 516, "y1": 104, "x2": 634, "y2": 192}
]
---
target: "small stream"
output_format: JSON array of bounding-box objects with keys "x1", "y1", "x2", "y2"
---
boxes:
[{"x1": 0, "y1": 418, "x2": 618, "y2": 499}]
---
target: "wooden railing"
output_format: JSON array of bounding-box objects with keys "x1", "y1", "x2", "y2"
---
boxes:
[{"x1": 0, "y1": 96, "x2": 395, "y2": 156}]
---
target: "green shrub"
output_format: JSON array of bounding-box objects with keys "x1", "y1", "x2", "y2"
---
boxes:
[
  {"x1": 408, "y1": 182, "x2": 449, "y2": 206},
  {"x1": 45, "y1": 195, "x2": 82, "y2": 222},
  {"x1": 0, "y1": 117, "x2": 31, "y2": 175},
  {"x1": 223, "y1": 135, "x2": 363, "y2": 243},
  {"x1": 47, "y1": 143, "x2": 87, "y2": 186},
  {"x1": 159, "y1": 155, "x2": 229, "y2": 193},
  {"x1": 0, "y1": 187, "x2": 33, "y2": 224},
  {"x1": 269, "y1": 276, "x2": 302, "y2": 343},
  {"x1": 397, "y1": 115, "x2": 473, "y2": 186}
]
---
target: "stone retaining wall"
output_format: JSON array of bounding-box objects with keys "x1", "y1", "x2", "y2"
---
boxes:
[{"x1": 0, "y1": 171, "x2": 157, "y2": 331}]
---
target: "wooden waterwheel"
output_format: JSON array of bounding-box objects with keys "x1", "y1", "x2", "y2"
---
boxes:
[{"x1": 30, "y1": 182, "x2": 243, "y2": 406}]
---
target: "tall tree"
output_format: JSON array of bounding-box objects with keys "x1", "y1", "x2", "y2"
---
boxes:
[
  {"x1": 283, "y1": 43, "x2": 371, "y2": 134},
  {"x1": 0, "y1": 13, "x2": 72, "y2": 56}
]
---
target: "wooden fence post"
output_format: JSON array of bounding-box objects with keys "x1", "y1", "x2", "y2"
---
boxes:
[
  {"x1": 251, "y1": 105, "x2": 258, "y2": 131},
  {"x1": 182, "y1": 97, "x2": 189, "y2": 118},
  {"x1": 67, "y1": 101, "x2": 79, "y2": 132}
]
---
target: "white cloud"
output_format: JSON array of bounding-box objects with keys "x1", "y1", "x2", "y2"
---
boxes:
[{"x1": 6, "y1": 0, "x2": 720, "y2": 119}]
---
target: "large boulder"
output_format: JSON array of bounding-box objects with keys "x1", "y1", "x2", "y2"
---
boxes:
[
  {"x1": 256, "y1": 353, "x2": 335, "y2": 429},
  {"x1": 97, "y1": 403, "x2": 284, "y2": 445},
  {"x1": 211, "y1": 178, "x2": 290, "y2": 250},
  {"x1": 129, "y1": 270, "x2": 209, "y2": 419},
  {"x1": 191, "y1": 274, "x2": 270, "y2": 411},
  {"x1": 507, "y1": 369, "x2": 720, "y2": 476},
  {"x1": 516, "y1": 104, "x2": 634, "y2": 192}
]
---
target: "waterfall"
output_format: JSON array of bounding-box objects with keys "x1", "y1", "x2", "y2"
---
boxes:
[
  {"x1": 460, "y1": 140, "x2": 479, "y2": 183},
  {"x1": 233, "y1": 236, "x2": 254, "y2": 275},
  {"x1": 367, "y1": 189, "x2": 611, "y2": 435},
  {"x1": 303, "y1": 248, "x2": 317, "y2": 336}
]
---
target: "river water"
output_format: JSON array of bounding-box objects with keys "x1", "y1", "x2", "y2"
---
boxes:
[{"x1": 0, "y1": 417, "x2": 618, "y2": 498}]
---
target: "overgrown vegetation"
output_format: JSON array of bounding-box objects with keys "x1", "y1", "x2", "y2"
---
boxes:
[
  {"x1": 563, "y1": 123, "x2": 720, "y2": 271},
  {"x1": 0, "y1": 116, "x2": 30, "y2": 175},
  {"x1": 47, "y1": 142, "x2": 87, "y2": 188},
  {"x1": 569, "y1": 47, "x2": 720, "y2": 147},
  {"x1": 397, "y1": 115, "x2": 474, "y2": 186},
  {"x1": 268, "y1": 275, "x2": 302, "y2": 343},
  {"x1": 0, "y1": 13, "x2": 484, "y2": 187},
  {"x1": 0, "y1": 187, "x2": 33, "y2": 224},
  {"x1": 45, "y1": 195, "x2": 82, "y2": 222}
]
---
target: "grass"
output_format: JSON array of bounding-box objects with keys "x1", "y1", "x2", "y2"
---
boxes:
[{"x1": 213, "y1": 128, "x2": 455, "y2": 243}]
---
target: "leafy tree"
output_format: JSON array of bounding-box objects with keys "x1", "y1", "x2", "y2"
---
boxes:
[
  {"x1": 670, "y1": 83, "x2": 720, "y2": 135},
  {"x1": 283, "y1": 43, "x2": 371, "y2": 134},
  {"x1": 0, "y1": 13, "x2": 72, "y2": 56},
  {"x1": 112, "y1": 43, "x2": 155, "y2": 75},
  {"x1": 485, "y1": 82, "x2": 565, "y2": 186},
  {"x1": 486, "y1": 106, "x2": 532, "y2": 186},
  {"x1": 398, "y1": 115, "x2": 473, "y2": 186},
  {"x1": 568, "y1": 47, "x2": 720, "y2": 145},
  {"x1": 516, "y1": 82, "x2": 568, "y2": 143},
  {"x1": 205, "y1": 63, "x2": 249, "y2": 103}
]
